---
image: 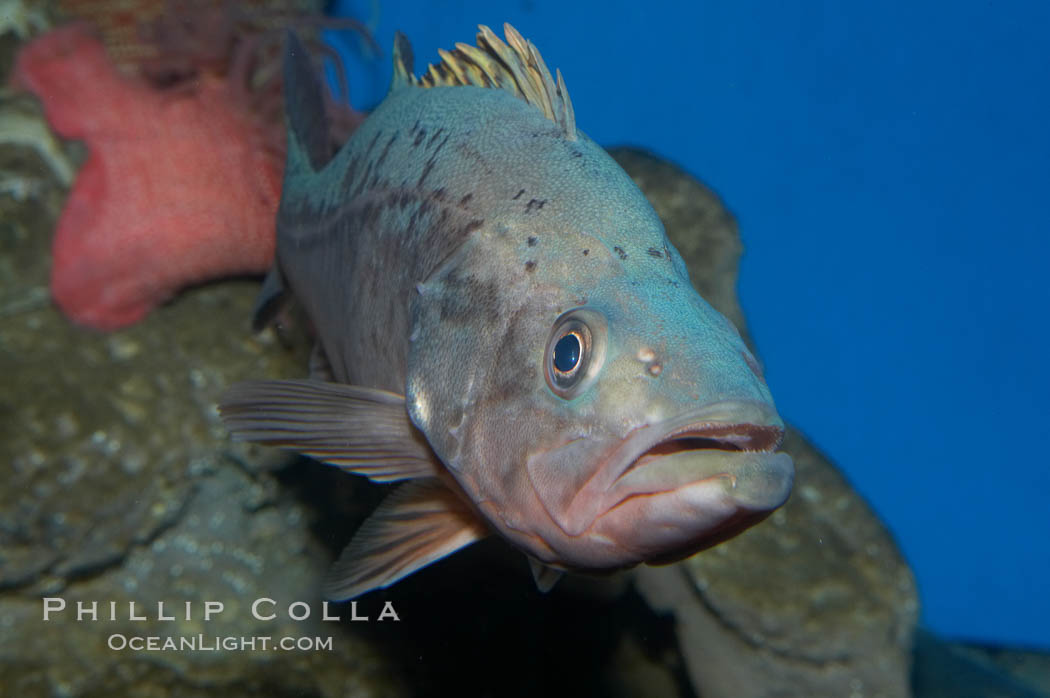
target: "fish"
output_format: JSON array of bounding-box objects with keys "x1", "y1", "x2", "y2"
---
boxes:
[{"x1": 219, "y1": 24, "x2": 794, "y2": 599}]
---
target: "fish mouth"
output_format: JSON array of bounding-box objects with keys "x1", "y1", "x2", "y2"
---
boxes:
[
  {"x1": 630, "y1": 420, "x2": 784, "y2": 466},
  {"x1": 547, "y1": 401, "x2": 794, "y2": 537},
  {"x1": 606, "y1": 401, "x2": 792, "y2": 508}
]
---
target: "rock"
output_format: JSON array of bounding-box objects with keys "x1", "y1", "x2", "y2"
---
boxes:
[
  {"x1": 912, "y1": 630, "x2": 1050, "y2": 698},
  {"x1": 613, "y1": 147, "x2": 919, "y2": 697},
  {"x1": 0, "y1": 90, "x2": 404, "y2": 698},
  {"x1": 1, "y1": 461, "x2": 407, "y2": 697}
]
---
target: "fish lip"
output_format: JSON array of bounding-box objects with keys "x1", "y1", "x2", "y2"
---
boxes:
[
  {"x1": 608, "y1": 399, "x2": 785, "y2": 486},
  {"x1": 531, "y1": 400, "x2": 790, "y2": 538}
]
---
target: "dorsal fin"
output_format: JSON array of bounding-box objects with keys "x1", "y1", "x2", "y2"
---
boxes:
[
  {"x1": 392, "y1": 23, "x2": 577, "y2": 141},
  {"x1": 283, "y1": 30, "x2": 332, "y2": 171},
  {"x1": 391, "y1": 31, "x2": 415, "y2": 90}
]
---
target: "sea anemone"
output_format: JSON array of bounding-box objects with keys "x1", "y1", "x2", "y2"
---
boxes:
[{"x1": 12, "y1": 0, "x2": 371, "y2": 329}]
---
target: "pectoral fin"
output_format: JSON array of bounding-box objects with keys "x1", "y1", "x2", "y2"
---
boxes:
[
  {"x1": 219, "y1": 379, "x2": 439, "y2": 482},
  {"x1": 325, "y1": 479, "x2": 489, "y2": 599},
  {"x1": 528, "y1": 558, "x2": 564, "y2": 593}
]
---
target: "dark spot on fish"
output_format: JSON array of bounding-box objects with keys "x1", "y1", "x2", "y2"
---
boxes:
[
  {"x1": 571, "y1": 149, "x2": 583, "y2": 158},
  {"x1": 525, "y1": 198, "x2": 547, "y2": 213},
  {"x1": 459, "y1": 193, "x2": 474, "y2": 207},
  {"x1": 431, "y1": 132, "x2": 451, "y2": 158},
  {"x1": 525, "y1": 261, "x2": 536, "y2": 272},
  {"x1": 365, "y1": 130, "x2": 382, "y2": 157},
  {"x1": 667, "y1": 278, "x2": 679, "y2": 287},
  {"x1": 376, "y1": 132, "x2": 398, "y2": 168},
  {"x1": 410, "y1": 119, "x2": 420, "y2": 134},
  {"x1": 437, "y1": 271, "x2": 503, "y2": 324},
  {"x1": 614, "y1": 246, "x2": 628, "y2": 260},
  {"x1": 582, "y1": 249, "x2": 589, "y2": 256},
  {"x1": 527, "y1": 236, "x2": 537, "y2": 247},
  {"x1": 355, "y1": 157, "x2": 375, "y2": 197},
  {"x1": 431, "y1": 187, "x2": 447, "y2": 202},
  {"x1": 359, "y1": 200, "x2": 381, "y2": 228},
  {"x1": 418, "y1": 159, "x2": 436, "y2": 188},
  {"x1": 427, "y1": 128, "x2": 445, "y2": 147},
  {"x1": 647, "y1": 246, "x2": 664, "y2": 259},
  {"x1": 462, "y1": 219, "x2": 484, "y2": 236},
  {"x1": 407, "y1": 199, "x2": 432, "y2": 230},
  {"x1": 454, "y1": 142, "x2": 490, "y2": 175},
  {"x1": 341, "y1": 154, "x2": 361, "y2": 193},
  {"x1": 413, "y1": 130, "x2": 426, "y2": 147},
  {"x1": 512, "y1": 189, "x2": 526, "y2": 200}
]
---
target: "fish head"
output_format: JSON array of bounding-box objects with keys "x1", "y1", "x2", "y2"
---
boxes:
[
  {"x1": 518, "y1": 280, "x2": 793, "y2": 569},
  {"x1": 406, "y1": 218, "x2": 793, "y2": 572}
]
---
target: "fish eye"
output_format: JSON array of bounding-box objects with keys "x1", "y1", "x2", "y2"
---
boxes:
[
  {"x1": 553, "y1": 332, "x2": 582, "y2": 375},
  {"x1": 545, "y1": 309, "x2": 605, "y2": 399},
  {"x1": 548, "y1": 323, "x2": 589, "y2": 392}
]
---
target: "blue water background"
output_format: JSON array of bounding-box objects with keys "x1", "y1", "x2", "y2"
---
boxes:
[{"x1": 327, "y1": 0, "x2": 1050, "y2": 649}]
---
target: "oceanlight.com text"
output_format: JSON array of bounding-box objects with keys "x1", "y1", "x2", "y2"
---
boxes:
[{"x1": 107, "y1": 634, "x2": 334, "y2": 652}]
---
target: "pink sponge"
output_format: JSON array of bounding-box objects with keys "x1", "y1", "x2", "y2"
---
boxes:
[{"x1": 13, "y1": 24, "x2": 281, "y2": 329}]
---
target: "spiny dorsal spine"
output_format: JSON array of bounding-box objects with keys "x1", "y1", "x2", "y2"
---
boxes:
[{"x1": 393, "y1": 23, "x2": 577, "y2": 141}]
